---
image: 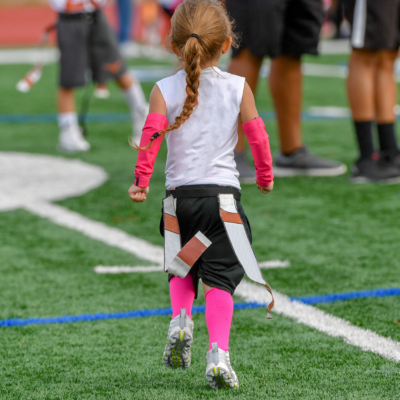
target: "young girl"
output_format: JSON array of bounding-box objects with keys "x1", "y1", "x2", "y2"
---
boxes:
[{"x1": 128, "y1": 0, "x2": 274, "y2": 390}]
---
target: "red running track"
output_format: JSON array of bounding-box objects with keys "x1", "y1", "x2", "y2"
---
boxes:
[{"x1": 0, "y1": 5, "x2": 117, "y2": 47}]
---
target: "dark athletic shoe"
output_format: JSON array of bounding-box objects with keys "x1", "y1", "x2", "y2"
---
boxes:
[
  {"x1": 380, "y1": 150, "x2": 400, "y2": 169},
  {"x1": 350, "y1": 158, "x2": 400, "y2": 184},
  {"x1": 234, "y1": 151, "x2": 256, "y2": 184},
  {"x1": 273, "y1": 146, "x2": 347, "y2": 177}
]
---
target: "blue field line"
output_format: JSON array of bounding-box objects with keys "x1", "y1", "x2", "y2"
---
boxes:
[
  {"x1": 2, "y1": 288, "x2": 399, "y2": 328},
  {"x1": 0, "y1": 111, "x2": 365, "y2": 125},
  {"x1": 291, "y1": 287, "x2": 400, "y2": 305},
  {"x1": 0, "y1": 302, "x2": 265, "y2": 328}
]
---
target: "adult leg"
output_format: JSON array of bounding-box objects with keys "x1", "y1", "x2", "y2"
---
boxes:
[
  {"x1": 374, "y1": 50, "x2": 400, "y2": 158},
  {"x1": 269, "y1": 55, "x2": 303, "y2": 154},
  {"x1": 347, "y1": 49, "x2": 400, "y2": 182},
  {"x1": 347, "y1": 49, "x2": 376, "y2": 159},
  {"x1": 228, "y1": 49, "x2": 263, "y2": 182},
  {"x1": 228, "y1": 49, "x2": 263, "y2": 152}
]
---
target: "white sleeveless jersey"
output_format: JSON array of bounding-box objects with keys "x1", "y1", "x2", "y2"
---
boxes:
[
  {"x1": 49, "y1": 0, "x2": 106, "y2": 13},
  {"x1": 157, "y1": 67, "x2": 245, "y2": 190}
]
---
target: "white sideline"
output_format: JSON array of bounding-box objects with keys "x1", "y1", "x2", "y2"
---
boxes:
[
  {"x1": 94, "y1": 260, "x2": 289, "y2": 274},
  {"x1": 24, "y1": 202, "x2": 164, "y2": 265},
  {"x1": 235, "y1": 280, "x2": 400, "y2": 363}
]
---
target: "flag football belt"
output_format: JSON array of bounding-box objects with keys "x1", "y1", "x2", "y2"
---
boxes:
[
  {"x1": 166, "y1": 185, "x2": 241, "y2": 201},
  {"x1": 163, "y1": 191, "x2": 274, "y2": 318}
]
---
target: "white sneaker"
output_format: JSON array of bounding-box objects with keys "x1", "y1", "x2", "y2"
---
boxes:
[
  {"x1": 163, "y1": 308, "x2": 194, "y2": 370},
  {"x1": 57, "y1": 125, "x2": 90, "y2": 153},
  {"x1": 206, "y1": 343, "x2": 239, "y2": 389},
  {"x1": 132, "y1": 103, "x2": 149, "y2": 145}
]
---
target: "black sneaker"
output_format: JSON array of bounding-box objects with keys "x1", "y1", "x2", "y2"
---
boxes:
[
  {"x1": 350, "y1": 157, "x2": 400, "y2": 184},
  {"x1": 380, "y1": 150, "x2": 400, "y2": 169},
  {"x1": 273, "y1": 146, "x2": 347, "y2": 177},
  {"x1": 234, "y1": 151, "x2": 256, "y2": 184}
]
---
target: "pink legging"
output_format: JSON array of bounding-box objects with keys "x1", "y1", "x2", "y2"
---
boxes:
[{"x1": 169, "y1": 276, "x2": 233, "y2": 351}]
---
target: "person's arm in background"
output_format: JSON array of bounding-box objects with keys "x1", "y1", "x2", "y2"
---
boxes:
[{"x1": 240, "y1": 82, "x2": 274, "y2": 193}]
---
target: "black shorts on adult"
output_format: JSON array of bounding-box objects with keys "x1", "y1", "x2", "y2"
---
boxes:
[
  {"x1": 226, "y1": 0, "x2": 324, "y2": 58},
  {"x1": 159, "y1": 187, "x2": 250, "y2": 298},
  {"x1": 343, "y1": 0, "x2": 400, "y2": 51},
  {"x1": 57, "y1": 9, "x2": 127, "y2": 88}
]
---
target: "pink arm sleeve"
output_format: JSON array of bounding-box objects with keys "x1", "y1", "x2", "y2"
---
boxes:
[
  {"x1": 134, "y1": 113, "x2": 169, "y2": 188},
  {"x1": 242, "y1": 117, "x2": 274, "y2": 187}
]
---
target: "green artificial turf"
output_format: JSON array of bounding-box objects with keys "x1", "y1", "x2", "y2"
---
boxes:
[{"x1": 0, "y1": 55, "x2": 399, "y2": 399}]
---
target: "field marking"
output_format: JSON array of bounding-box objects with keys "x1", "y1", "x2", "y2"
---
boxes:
[
  {"x1": 235, "y1": 280, "x2": 400, "y2": 363},
  {"x1": 0, "y1": 302, "x2": 267, "y2": 328},
  {"x1": 2, "y1": 152, "x2": 399, "y2": 362},
  {"x1": 25, "y1": 202, "x2": 164, "y2": 265},
  {"x1": 292, "y1": 287, "x2": 400, "y2": 304},
  {"x1": 93, "y1": 260, "x2": 290, "y2": 274}
]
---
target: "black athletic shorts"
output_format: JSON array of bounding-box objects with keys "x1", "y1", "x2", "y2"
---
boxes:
[
  {"x1": 226, "y1": 0, "x2": 325, "y2": 58},
  {"x1": 56, "y1": 10, "x2": 127, "y2": 88},
  {"x1": 159, "y1": 186, "x2": 251, "y2": 298},
  {"x1": 343, "y1": 0, "x2": 400, "y2": 51}
]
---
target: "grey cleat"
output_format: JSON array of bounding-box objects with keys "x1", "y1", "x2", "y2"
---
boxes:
[
  {"x1": 274, "y1": 146, "x2": 347, "y2": 177},
  {"x1": 206, "y1": 343, "x2": 239, "y2": 389},
  {"x1": 163, "y1": 308, "x2": 194, "y2": 370},
  {"x1": 234, "y1": 151, "x2": 256, "y2": 184}
]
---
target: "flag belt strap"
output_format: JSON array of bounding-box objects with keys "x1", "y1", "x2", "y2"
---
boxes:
[{"x1": 166, "y1": 185, "x2": 241, "y2": 201}]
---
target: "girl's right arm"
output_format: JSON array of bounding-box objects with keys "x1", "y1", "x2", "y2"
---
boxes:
[
  {"x1": 128, "y1": 85, "x2": 168, "y2": 203},
  {"x1": 240, "y1": 82, "x2": 274, "y2": 194}
]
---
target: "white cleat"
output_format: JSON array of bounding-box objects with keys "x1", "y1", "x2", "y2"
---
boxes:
[
  {"x1": 163, "y1": 308, "x2": 194, "y2": 370},
  {"x1": 57, "y1": 125, "x2": 90, "y2": 153},
  {"x1": 132, "y1": 103, "x2": 149, "y2": 145},
  {"x1": 206, "y1": 343, "x2": 239, "y2": 389}
]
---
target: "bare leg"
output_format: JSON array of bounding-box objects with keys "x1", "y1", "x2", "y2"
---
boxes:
[
  {"x1": 115, "y1": 72, "x2": 134, "y2": 90},
  {"x1": 347, "y1": 49, "x2": 376, "y2": 121},
  {"x1": 375, "y1": 50, "x2": 397, "y2": 124},
  {"x1": 228, "y1": 49, "x2": 263, "y2": 152},
  {"x1": 269, "y1": 55, "x2": 303, "y2": 154},
  {"x1": 57, "y1": 87, "x2": 75, "y2": 113}
]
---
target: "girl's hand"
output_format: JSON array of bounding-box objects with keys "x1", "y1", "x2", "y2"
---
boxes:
[
  {"x1": 256, "y1": 180, "x2": 274, "y2": 194},
  {"x1": 128, "y1": 184, "x2": 149, "y2": 202}
]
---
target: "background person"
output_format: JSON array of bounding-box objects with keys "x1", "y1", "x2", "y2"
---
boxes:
[
  {"x1": 49, "y1": 0, "x2": 148, "y2": 152},
  {"x1": 226, "y1": 0, "x2": 347, "y2": 181},
  {"x1": 344, "y1": 0, "x2": 400, "y2": 183}
]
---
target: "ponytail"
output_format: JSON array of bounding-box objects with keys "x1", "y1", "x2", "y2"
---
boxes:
[
  {"x1": 130, "y1": 0, "x2": 237, "y2": 151},
  {"x1": 130, "y1": 36, "x2": 202, "y2": 151}
]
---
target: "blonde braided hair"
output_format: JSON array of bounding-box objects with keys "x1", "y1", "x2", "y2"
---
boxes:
[{"x1": 131, "y1": 0, "x2": 237, "y2": 151}]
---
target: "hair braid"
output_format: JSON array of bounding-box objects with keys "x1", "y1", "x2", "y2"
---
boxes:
[{"x1": 130, "y1": 0, "x2": 237, "y2": 151}]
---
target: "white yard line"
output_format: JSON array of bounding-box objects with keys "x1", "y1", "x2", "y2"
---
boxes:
[
  {"x1": 24, "y1": 202, "x2": 164, "y2": 265},
  {"x1": 2, "y1": 152, "x2": 399, "y2": 362},
  {"x1": 94, "y1": 260, "x2": 290, "y2": 274},
  {"x1": 259, "y1": 260, "x2": 290, "y2": 269},
  {"x1": 235, "y1": 280, "x2": 400, "y2": 363}
]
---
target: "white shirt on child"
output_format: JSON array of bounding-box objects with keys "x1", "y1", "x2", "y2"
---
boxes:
[{"x1": 156, "y1": 67, "x2": 245, "y2": 190}]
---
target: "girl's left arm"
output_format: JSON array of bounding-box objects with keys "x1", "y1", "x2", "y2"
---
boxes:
[
  {"x1": 240, "y1": 82, "x2": 274, "y2": 193},
  {"x1": 128, "y1": 85, "x2": 168, "y2": 203}
]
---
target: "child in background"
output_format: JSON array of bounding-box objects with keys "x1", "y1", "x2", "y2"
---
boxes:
[
  {"x1": 128, "y1": 0, "x2": 274, "y2": 389},
  {"x1": 49, "y1": 0, "x2": 148, "y2": 152}
]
